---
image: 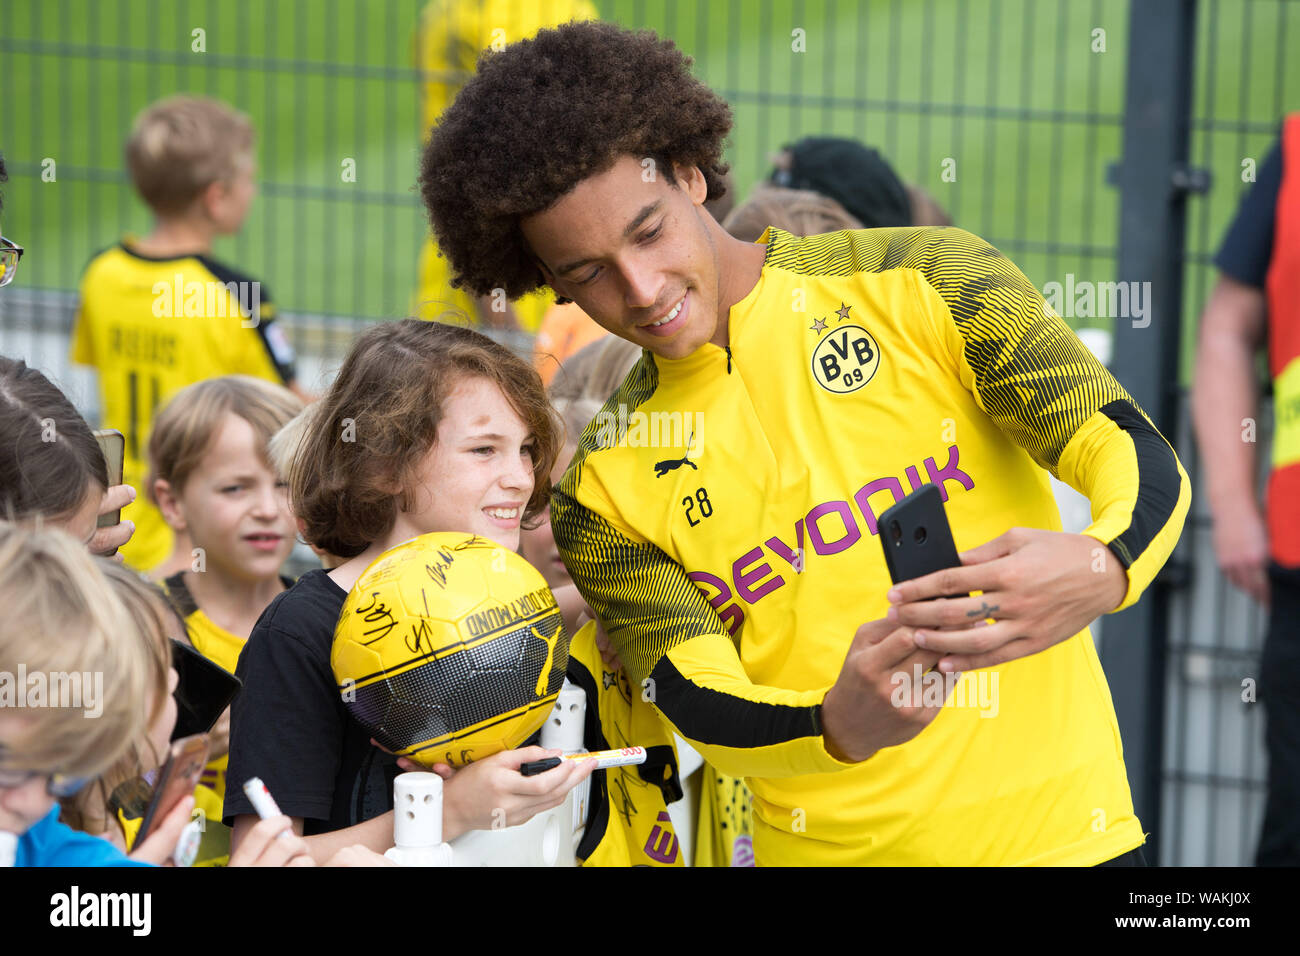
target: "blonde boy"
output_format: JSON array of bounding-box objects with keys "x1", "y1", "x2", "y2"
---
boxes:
[
  {"x1": 148, "y1": 376, "x2": 303, "y2": 802},
  {"x1": 71, "y1": 95, "x2": 300, "y2": 574}
]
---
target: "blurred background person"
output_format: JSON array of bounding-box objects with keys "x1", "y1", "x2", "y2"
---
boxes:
[
  {"x1": 70, "y1": 97, "x2": 301, "y2": 575},
  {"x1": 768, "y1": 135, "x2": 952, "y2": 229},
  {"x1": 413, "y1": 0, "x2": 598, "y2": 334},
  {"x1": 1192, "y1": 114, "x2": 1300, "y2": 867}
]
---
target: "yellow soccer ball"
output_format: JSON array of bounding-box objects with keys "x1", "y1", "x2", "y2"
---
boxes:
[{"x1": 332, "y1": 532, "x2": 568, "y2": 768}]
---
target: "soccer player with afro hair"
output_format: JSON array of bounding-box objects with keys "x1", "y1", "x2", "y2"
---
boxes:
[
  {"x1": 420, "y1": 20, "x2": 1191, "y2": 867},
  {"x1": 420, "y1": 22, "x2": 736, "y2": 314}
]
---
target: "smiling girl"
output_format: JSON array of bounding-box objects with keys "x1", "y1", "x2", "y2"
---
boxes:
[{"x1": 223, "y1": 320, "x2": 595, "y2": 863}]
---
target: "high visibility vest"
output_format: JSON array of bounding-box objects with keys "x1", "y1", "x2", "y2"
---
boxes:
[{"x1": 1266, "y1": 114, "x2": 1300, "y2": 566}]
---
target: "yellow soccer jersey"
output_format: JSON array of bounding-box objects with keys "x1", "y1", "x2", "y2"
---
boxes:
[
  {"x1": 163, "y1": 573, "x2": 293, "y2": 804},
  {"x1": 412, "y1": 0, "x2": 597, "y2": 332},
  {"x1": 552, "y1": 226, "x2": 1191, "y2": 866},
  {"x1": 566, "y1": 621, "x2": 684, "y2": 867},
  {"x1": 695, "y1": 771, "x2": 754, "y2": 867},
  {"x1": 71, "y1": 242, "x2": 297, "y2": 572}
]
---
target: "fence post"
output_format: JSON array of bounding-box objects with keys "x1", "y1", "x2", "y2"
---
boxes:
[{"x1": 1101, "y1": 0, "x2": 1200, "y2": 865}]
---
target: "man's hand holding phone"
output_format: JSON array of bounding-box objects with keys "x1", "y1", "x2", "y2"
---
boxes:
[{"x1": 884, "y1": 527, "x2": 1128, "y2": 673}]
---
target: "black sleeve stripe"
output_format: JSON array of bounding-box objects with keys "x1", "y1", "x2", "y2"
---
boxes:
[
  {"x1": 650, "y1": 654, "x2": 822, "y2": 750},
  {"x1": 195, "y1": 253, "x2": 273, "y2": 308},
  {"x1": 257, "y1": 323, "x2": 297, "y2": 386},
  {"x1": 1097, "y1": 399, "x2": 1183, "y2": 569}
]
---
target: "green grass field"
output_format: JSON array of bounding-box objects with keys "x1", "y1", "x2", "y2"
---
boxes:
[{"x1": 3, "y1": 0, "x2": 1297, "y2": 379}]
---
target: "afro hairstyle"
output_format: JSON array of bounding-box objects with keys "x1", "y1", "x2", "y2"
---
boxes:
[{"x1": 418, "y1": 21, "x2": 733, "y2": 301}]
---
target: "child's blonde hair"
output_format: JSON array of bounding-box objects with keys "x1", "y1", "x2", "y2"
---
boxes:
[
  {"x1": 0, "y1": 525, "x2": 151, "y2": 780},
  {"x1": 125, "y1": 95, "x2": 255, "y2": 215},
  {"x1": 147, "y1": 375, "x2": 304, "y2": 501},
  {"x1": 59, "y1": 563, "x2": 182, "y2": 836},
  {"x1": 267, "y1": 402, "x2": 323, "y2": 483}
]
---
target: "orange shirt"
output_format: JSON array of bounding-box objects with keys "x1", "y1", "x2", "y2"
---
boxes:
[{"x1": 533, "y1": 301, "x2": 609, "y2": 386}]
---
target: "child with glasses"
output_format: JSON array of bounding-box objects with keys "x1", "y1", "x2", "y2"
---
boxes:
[
  {"x1": 0, "y1": 236, "x2": 21, "y2": 288},
  {"x1": 0, "y1": 153, "x2": 16, "y2": 288},
  {"x1": 0, "y1": 525, "x2": 389, "y2": 867}
]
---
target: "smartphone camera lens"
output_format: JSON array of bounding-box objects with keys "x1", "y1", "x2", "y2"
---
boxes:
[
  {"x1": 914, "y1": 526, "x2": 927, "y2": 545},
  {"x1": 890, "y1": 520, "x2": 903, "y2": 545}
]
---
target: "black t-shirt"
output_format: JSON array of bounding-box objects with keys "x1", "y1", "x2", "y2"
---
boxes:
[
  {"x1": 222, "y1": 569, "x2": 399, "y2": 832},
  {"x1": 1214, "y1": 132, "x2": 1283, "y2": 288}
]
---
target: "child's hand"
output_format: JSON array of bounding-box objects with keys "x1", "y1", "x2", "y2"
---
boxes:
[
  {"x1": 128, "y1": 794, "x2": 195, "y2": 866},
  {"x1": 571, "y1": 595, "x2": 624, "y2": 671},
  {"x1": 573, "y1": 598, "x2": 623, "y2": 671},
  {"x1": 441, "y1": 746, "x2": 596, "y2": 840},
  {"x1": 87, "y1": 484, "x2": 136, "y2": 559},
  {"x1": 227, "y1": 815, "x2": 313, "y2": 867}
]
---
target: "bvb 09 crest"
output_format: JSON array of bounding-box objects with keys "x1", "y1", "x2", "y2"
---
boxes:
[{"x1": 811, "y1": 324, "x2": 881, "y2": 394}]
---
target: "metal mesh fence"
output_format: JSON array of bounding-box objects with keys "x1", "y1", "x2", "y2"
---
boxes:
[{"x1": 2, "y1": 0, "x2": 1136, "y2": 395}]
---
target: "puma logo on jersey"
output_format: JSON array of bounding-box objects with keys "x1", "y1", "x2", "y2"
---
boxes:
[
  {"x1": 654, "y1": 429, "x2": 698, "y2": 477},
  {"x1": 654, "y1": 455, "x2": 698, "y2": 477}
]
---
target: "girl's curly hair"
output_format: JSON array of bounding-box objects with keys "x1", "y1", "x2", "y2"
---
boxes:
[{"x1": 418, "y1": 21, "x2": 733, "y2": 301}]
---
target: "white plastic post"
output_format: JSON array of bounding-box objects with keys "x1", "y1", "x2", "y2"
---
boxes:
[
  {"x1": 386, "y1": 772, "x2": 453, "y2": 867},
  {"x1": 541, "y1": 680, "x2": 586, "y2": 753}
]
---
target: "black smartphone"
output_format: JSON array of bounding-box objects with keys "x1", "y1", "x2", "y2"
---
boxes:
[
  {"x1": 170, "y1": 639, "x2": 242, "y2": 741},
  {"x1": 877, "y1": 484, "x2": 963, "y2": 592}
]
